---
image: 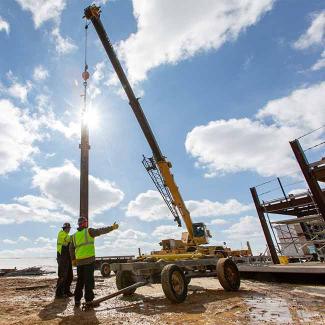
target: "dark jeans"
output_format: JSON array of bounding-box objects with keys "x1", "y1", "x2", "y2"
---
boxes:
[
  {"x1": 56, "y1": 253, "x2": 73, "y2": 297},
  {"x1": 74, "y1": 263, "x2": 95, "y2": 302}
]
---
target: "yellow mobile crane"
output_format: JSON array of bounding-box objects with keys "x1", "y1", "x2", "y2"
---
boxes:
[
  {"x1": 83, "y1": 5, "x2": 240, "y2": 306},
  {"x1": 84, "y1": 5, "x2": 220, "y2": 259}
]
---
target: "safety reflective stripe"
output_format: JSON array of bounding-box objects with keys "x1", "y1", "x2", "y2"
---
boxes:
[
  {"x1": 72, "y1": 229, "x2": 95, "y2": 260},
  {"x1": 73, "y1": 229, "x2": 90, "y2": 248}
]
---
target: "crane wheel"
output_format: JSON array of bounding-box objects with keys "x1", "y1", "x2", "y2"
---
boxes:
[
  {"x1": 100, "y1": 263, "x2": 111, "y2": 277},
  {"x1": 217, "y1": 258, "x2": 240, "y2": 291},
  {"x1": 161, "y1": 264, "x2": 188, "y2": 303},
  {"x1": 116, "y1": 270, "x2": 136, "y2": 295}
]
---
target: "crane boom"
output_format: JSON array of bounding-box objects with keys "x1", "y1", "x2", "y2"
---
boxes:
[{"x1": 84, "y1": 5, "x2": 209, "y2": 245}]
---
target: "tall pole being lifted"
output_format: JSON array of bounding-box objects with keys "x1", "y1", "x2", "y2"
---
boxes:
[{"x1": 79, "y1": 23, "x2": 90, "y2": 221}]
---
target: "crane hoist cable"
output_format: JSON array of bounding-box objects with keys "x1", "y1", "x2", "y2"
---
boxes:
[{"x1": 82, "y1": 21, "x2": 90, "y2": 115}]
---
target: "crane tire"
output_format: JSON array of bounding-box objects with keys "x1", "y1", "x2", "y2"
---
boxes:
[
  {"x1": 116, "y1": 270, "x2": 136, "y2": 295},
  {"x1": 217, "y1": 258, "x2": 240, "y2": 291},
  {"x1": 100, "y1": 263, "x2": 111, "y2": 277},
  {"x1": 161, "y1": 264, "x2": 188, "y2": 303}
]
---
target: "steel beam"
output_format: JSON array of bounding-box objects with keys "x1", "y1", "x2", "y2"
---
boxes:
[
  {"x1": 250, "y1": 187, "x2": 280, "y2": 264},
  {"x1": 290, "y1": 139, "x2": 325, "y2": 222}
]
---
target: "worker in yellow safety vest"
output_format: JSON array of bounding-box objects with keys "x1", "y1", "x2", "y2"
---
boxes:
[
  {"x1": 55, "y1": 222, "x2": 73, "y2": 298},
  {"x1": 69, "y1": 217, "x2": 119, "y2": 307}
]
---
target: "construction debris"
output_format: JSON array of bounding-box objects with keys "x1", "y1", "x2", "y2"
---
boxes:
[
  {"x1": 1, "y1": 267, "x2": 55, "y2": 277},
  {"x1": 15, "y1": 284, "x2": 50, "y2": 291}
]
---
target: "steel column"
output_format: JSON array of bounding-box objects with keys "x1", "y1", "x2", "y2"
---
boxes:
[
  {"x1": 290, "y1": 139, "x2": 325, "y2": 222},
  {"x1": 250, "y1": 187, "x2": 280, "y2": 264}
]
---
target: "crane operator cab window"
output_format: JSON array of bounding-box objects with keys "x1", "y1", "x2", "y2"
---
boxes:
[{"x1": 193, "y1": 222, "x2": 207, "y2": 238}]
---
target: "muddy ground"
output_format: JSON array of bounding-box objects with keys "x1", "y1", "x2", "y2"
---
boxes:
[{"x1": 0, "y1": 275, "x2": 324, "y2": 324}]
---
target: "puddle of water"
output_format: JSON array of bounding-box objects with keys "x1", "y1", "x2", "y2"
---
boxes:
[
  {"x1": 246, "y1": 297, "x2": 292, "y2": 324},
  {"x1": 246, "y1": 296, "x2": 324, "y2": 324}
]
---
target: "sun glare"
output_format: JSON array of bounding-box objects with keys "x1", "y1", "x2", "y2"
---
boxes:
[{"x1": 82, "y1": 108, "x2": 99, "y2": 130}]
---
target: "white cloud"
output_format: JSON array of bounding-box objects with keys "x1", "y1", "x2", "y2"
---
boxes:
[
  {"x1": 51, "y1": 27, "x2": 77, "y2": 55},
  {"x1": 186, "y1": 119, "x2": 300, "y2": 178},
  {"x1": 98, "y1": 227, "x2": 156, "y2": 256},
  {"x1": 293, "y1": 11, "x2": 325, "y2": 50},
  {"x1": 0, "y1": 202, "x2": 70, "y2": 225},
  {"x1": 152, "y1": 225, "x2": 183, "y2": 239},
  {"x1": 2, "y1": 236, "x2": 29, "y2": 245},
  {"x1": 209, "y1": 219, "x2": 228, "y2": 226},
  {"x1": 223, "y1": 216, "x2": 262, "y2": 239},
  {"x1": 1, "y1": 70, "x2": 32, "y2": 103},
  {"x1": 34, "y1": 236, "x2": 56, "y2": 244},
  {"x1": 186, "y1": 82, "x2": 325, "y2": 178},
  {"x1": 15, "y1": 1, "x2": 77, "y2": 56},
  {"x1": 87, "y1": 61, "x2": 108, "y2": 100},
  {"x1": 88, "y1": 83, "x2": 102, "y2": 100},
  {"x1": 0, "y1": 99, "x2": 39, "y2": 175},
  {"x1": 115, "y1": 229, "x2": 148, "y2": 241},
  {"x1": 312, "y1": 50, "x2": 325, "y2": 71},
  {"x1": 125, "y1": 190, "x2": 171, "y2": 221},
  {"x1": 47, "y1": 119, "x2": 79, "y2": 139},
  {"x1": 0, "y1": 244, "x2": 55, "y2": 258},
  {"x1": 256, "y1": 82, "x2": 325, "y2": 130},
  {"x1": 221, "y1": 216, "x2": 267, "y2": 254},
  {"x1": 117, "y1": 0, "x2": 274, "y2": 82},
  {"x1": 93, "y1": 61, "x2": 106, "y2": 82},
  {"x1": 15, "y1": 0, "x2": 66, "y2": 28},
  {"x1": 15, "y1": 195, "x2": 58, "y2": 210},
  {"x1": 126, "y1": 190, "x2": 252, "y2": 222},
  {"x1": 32, "y1": 160, "x2": 124, "y2": 216},
  {"x1": 293, "y1": 11, "x2": 325, "y2": 71},
  {"x1": 3, "y1": 239, "x2": 16, "y2": 245},
  {"x1": 288, "y1": 188, "x2": 307, "y2": 196},
  {"x1": 34, "y1": 94, "x2": 79, "y2": 139},
  {"x1": 186, "y1": 199, "x2": 252, "y2": 217},
  {"x1": 33, "y1": 65, "x2": 49, "y2": 81},
  {"x1": 6, "y1": 81, "x2": 32, "y2": 103},
  {"x1": 0, "y1": 16, "x2": 10, "y2": 34}
]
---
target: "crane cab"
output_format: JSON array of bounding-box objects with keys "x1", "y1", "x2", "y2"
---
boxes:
[
  {"x1": 192, "y1": 222, "x2": 211, "y2": 245},
  {"x1": 181, "y1": 222, "x2": 211, "y2": 246}
]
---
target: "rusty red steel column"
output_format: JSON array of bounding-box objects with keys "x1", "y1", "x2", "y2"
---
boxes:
[
  {"x1": 290, "y1": 139, "x2": 325, "y2": 223},
  {"x1": 250, "y1": 187, "x2": 280, "y2": 264}
]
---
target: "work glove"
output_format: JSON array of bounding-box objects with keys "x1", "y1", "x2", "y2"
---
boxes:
[
  {"x1": 111, "y1": 222, "x2": 119, "y2": 230},
  {"x1": 72, "y1": 260, "x2": 77, "y2": 267}
]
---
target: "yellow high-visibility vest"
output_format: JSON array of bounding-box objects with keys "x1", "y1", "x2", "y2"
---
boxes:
[
  {"x1": 57, "y1": 230, "x2": 71, "y2": 254},
  {"x1": 72, "y1": 228, "x2": 95, "y2": 260}
]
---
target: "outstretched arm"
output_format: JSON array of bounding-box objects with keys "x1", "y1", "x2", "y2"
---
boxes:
[{"x1": 88, "y1": 222, "x2": 119, "y2": 238}]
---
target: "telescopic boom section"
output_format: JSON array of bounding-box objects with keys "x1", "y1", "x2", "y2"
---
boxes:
[{"x1": 84, "y1": 5, "x2": 196, "y2": 242}]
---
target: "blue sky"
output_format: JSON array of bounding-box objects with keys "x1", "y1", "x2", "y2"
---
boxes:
[{"x1": 0, "y1": 0, "x2": 324, "y2": 259}]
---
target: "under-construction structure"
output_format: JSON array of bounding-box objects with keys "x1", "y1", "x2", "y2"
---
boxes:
[{"x1": 250, "y1": 130, "x2": 325, "y2": 264}]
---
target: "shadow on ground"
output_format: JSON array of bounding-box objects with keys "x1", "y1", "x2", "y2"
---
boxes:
[
  {"x1": 38, "y1": 298, "x2": 100, "y2": 324},
  {"x1": 100, "y1": 286, "x2": 264, "y2": 317}
]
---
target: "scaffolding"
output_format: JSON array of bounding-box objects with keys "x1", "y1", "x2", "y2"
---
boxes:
[{"x1": 250, "y1": 129, "x2": 325, "y2": 263}]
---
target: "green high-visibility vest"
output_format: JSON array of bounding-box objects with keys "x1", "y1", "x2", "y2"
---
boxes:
[
  {"x1": 57, "y1": 230, "x2": 71, "y2": 254},
  {"x1": 72, "y1": 228, "x2": 95, "y2": 260}
]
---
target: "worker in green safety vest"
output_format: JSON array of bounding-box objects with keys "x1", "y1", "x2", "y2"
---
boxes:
[
  {"x1": 69, "y1": 216, "x2": 119, "y2": 307},
  {"x1": 55, "y1": 222, "x2": 73, "y2": 299}
]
